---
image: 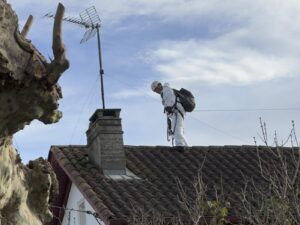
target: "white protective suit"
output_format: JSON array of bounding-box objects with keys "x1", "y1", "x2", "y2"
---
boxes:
[{"x1": 161, "y1": 83, "x2": 188, "y2": 146}]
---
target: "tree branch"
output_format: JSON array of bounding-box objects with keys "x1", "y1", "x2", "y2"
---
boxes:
[{"x1": 46, "y1": 3, "x2": 69, "y2": 86}]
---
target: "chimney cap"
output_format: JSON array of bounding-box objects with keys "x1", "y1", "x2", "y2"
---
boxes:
[{"x1": 89, "y1": 108, "x2": 121, "y2": 123}]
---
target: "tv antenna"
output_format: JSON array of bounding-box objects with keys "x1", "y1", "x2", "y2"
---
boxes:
[{"x1": 45, "y1": 6, "x2": 106, "y2": 109}]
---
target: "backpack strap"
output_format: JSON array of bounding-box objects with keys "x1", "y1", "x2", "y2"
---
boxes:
[
  {"x1": 161, "y1": 89, "x2": 184, "y2": 118},
  {"x1": 172, "y1": 89, "x2": 184, "y2": 119},
  {"x1": 161, "y1": 91, "x2": 176, "y2": 114},
  {"x1": 176, "y1": 108, "x2": 184, "y2": 119}
]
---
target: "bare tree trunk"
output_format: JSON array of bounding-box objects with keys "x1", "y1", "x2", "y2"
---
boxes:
[{"x1": 0, "y1": 0, "x2": 68, "y2": 224}]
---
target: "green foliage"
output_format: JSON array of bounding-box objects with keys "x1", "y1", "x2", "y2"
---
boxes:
[
  {"x1": 207, "y1": 200, "x2": 230, "y2": 225},
  {"x1": 176, "y1": 175, "x2": 232, "y2": 225}
]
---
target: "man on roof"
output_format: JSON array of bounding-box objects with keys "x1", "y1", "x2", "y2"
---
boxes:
[{"x1": 151, "y1": 81, "x2": 188, "y2": 151}]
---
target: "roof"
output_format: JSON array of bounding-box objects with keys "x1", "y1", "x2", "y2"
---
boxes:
[{"x1": 48, "y1": 145, "x2": 299, "y2": 225}]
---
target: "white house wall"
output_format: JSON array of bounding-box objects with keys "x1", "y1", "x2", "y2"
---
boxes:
[{"x1": 61, "y1": 183, "x2": 105, "y2": 225}]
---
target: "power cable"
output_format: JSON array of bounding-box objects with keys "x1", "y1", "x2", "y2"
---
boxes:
[
  {"x1": 194, "y1": 107, "x2": 300, "y2": 112},
  {"x1": 108, "y1": 75, "x2": 300, "y2": 114},
  {"x1": 189, "y1": 114, "x2": 253, "y2": 145},
  {"x1": 78, "y1": 87, "x2": 99, "y2": 144},
  {"x1": 103, "y1": 74, "x2": 300, "y2": 116},
  {"x1": 68, "y1": 71, "x2": 296, "y2": 146},
  {"x1": 107, "y1": 75, "x2": 255, "y2": 144},
  {"x1": 50, "y1": 205, "x2": 102, "y2": 225},
  {"x1": 50, "y1": 205, "x2": 98, "y2": 216},
  {"x1": 68, "y1": 76, "x2": 99, "y2": 144}
]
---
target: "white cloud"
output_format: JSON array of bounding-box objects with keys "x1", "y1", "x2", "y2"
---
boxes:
[
  {"x1": 8, "y1": 0, "x2": 300, "y2": 28},
  {"x1": 111, "y1": 85, "x2": 158, "y2": 100},
  {"x1": 9, "y1": 0, "x2": 300, "y2": 88},
  {"x1": 6, "y1": 0, "x2": 259, "y2": 27},
  {"x1": 111, "y1": 89, "x2": 146, "y2": 99},
  {"x1": 7, "y1": 0, "x2": 300, "y2": 161},
  {"x1": 149, "y1": 39, "x2": 298, "y2": 86},
  {"x1": 141, "y1": 0, "x2": 300, "y2": 86},
  {"x1": 109, "y1": 0, "x2": 300, "y2": 95}
]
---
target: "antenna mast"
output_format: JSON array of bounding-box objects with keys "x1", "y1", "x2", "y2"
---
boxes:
[{"x1": 45, "y1": 6, "x2": 106, "y2": 109}]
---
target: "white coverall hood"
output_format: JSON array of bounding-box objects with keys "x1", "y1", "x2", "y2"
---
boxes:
[{"x1": 151, "y1": 81, "x2": 160, "y2": 91}]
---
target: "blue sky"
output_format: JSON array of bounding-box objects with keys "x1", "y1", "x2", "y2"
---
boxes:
[{"x1": 7, "y1": 0, "x2": 300, "y2": 162}]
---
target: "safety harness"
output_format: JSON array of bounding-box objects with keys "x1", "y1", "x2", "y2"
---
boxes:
[{"x1": 162, "y1": 91, "x2": 184, "y2": 146}]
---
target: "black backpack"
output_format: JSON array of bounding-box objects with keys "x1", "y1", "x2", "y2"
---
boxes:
[{"x1": 173, "y1": 88, "x2": 196, "y2": 112}]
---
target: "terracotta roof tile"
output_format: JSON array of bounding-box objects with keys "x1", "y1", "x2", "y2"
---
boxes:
[{"x1": 49, "y1": 145, "x2": 300, "y2": 225}]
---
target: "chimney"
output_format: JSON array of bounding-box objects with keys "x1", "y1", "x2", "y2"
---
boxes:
[{"x1": 86, "y1": 109, "x2": 126, "y2": 175}]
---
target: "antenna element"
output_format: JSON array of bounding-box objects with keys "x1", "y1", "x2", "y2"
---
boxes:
[{"x1": 45, "y1": 6, "x2": 106, "y2": 109}]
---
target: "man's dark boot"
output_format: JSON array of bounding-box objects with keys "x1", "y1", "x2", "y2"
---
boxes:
[{"x1": 172, "y1": 146, "x2": 185, "y2": 153}]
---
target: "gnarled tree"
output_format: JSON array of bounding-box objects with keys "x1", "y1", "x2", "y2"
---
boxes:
[{"x1": 0, "y1": 0, "x2": 69, "y2": 224}]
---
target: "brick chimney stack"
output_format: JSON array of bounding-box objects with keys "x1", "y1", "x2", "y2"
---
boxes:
[{"x1": 86, "y1": 109, "x2": 126, "y2": 175}]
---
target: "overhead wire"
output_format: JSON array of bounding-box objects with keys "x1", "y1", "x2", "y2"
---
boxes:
[
  {"x1": 194, "y1": 107, "x2": 300, "y2": 112},
  {"x1": 63, "y1": 70, "x2": 300, "y2": 148},
  {"x1": 50, "y1": 205, "x2": 102, "y2": 225},
  {"x1": 68, "y1": 76, "x2": 100, "y2": 144},
  {"x1": 110, "y1": 76, "x2": 291, "y2": 145},
  {"x1": 41, "y1": 11, "x2": 300, "y2": 151},
  {"x1": 107, "y1": 75, "x2": 255, "y2": 144},
  {"x1": 189, "y1": 114, "x2": 253, "y2": 145},
  {"x1": 77, "y1": 79, "x2": 99, "y2": 144},
  {"x1": 65, "y1": 67, "x2": 299, "y2": 146}
]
